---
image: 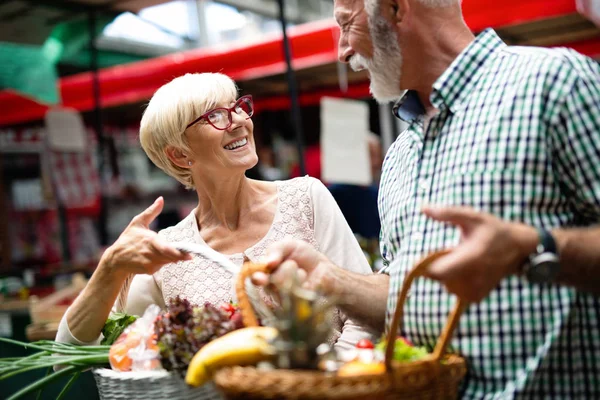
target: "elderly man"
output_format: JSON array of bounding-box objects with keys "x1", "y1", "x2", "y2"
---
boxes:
[{"x1": 260, "y1": 0, "x2": 600, "y2": 398}]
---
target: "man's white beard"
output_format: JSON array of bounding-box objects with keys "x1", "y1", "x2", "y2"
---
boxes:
[{"x1": 349, "y1": 11, "x2": 404, "y2": 103}]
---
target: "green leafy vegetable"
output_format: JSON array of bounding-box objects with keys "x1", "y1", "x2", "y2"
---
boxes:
[
  {"x1": 375, "y1": 337, "x2": 429, "y2": 362},
  {"x1": 101, "y1": 313, "x2": 138, "y2": 345}
]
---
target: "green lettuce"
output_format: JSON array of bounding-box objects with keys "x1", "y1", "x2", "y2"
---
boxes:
[
  {"x1": 375, "y1": 337, "x2": 429, "y2": 362},
  {"x1": 101, "y1": 313, "x2": 138, "y2": 345}
]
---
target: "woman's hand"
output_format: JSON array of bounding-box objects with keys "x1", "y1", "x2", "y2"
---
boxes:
[{"x1": 100, "y1": 197, "x2": 192, "y2": 279}]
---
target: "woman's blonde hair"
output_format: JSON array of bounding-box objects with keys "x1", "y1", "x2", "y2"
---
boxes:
[{"x1": 139, "y1": 73, "x2": 238, "y2": 189}]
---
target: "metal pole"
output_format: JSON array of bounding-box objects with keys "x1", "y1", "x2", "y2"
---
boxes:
[
  {"x1": 276, "y1": 0, "x2": 306, "y2": 176},
  {"x1": 89, "y1": 10, "x2": 108, "y2": 246}
]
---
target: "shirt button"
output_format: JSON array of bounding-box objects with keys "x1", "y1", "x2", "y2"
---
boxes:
[{"x1": 419, "y1": 179, "x2": 430, "y2": 192}]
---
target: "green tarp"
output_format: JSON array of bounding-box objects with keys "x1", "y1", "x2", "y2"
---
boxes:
[{"x1": 0, "y1": 15, "x2": 123, "y2": 104}]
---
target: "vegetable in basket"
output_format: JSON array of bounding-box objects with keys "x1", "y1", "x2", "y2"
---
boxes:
[
  {"x1": 155, "y1": 296, "x2": 243, "y2": 375},
  {"x1": 375, "y1": 336, "x2": 429, "y2": 362},
  {"x1": 108, "y1": 305, "x2": 161, "y2": 372},
  {"x1": 101, "y1": 312, "x2": 138, "y2": 346},
  {"x1": 336, "y1": 336, "x2": 428, "y2": 377}
]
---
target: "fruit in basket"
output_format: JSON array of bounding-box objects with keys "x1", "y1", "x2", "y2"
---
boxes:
[
  {"x1": 356, "y1": 339, "x2": 375, "y2": 349},
  {"x1": 185, "y1": 326, "x2": 278, "y2": 387},
  {"x1": 337, "y1": 360, "x2": 385, "y2": 377},
  {"x1": 109, "y1": 306, "x2": 162, "y2": 372},
  {"x1": 109, "y1": 339, "x2": 133, "y2": 371}
]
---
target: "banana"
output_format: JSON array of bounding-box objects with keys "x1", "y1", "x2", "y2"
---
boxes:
[{"x1": 185, "y1": 326, "x2": 278, "y2": 387}]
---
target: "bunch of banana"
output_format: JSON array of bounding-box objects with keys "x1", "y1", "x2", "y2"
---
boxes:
[{"x1": 185, "y1": 326, "x2": 278, "y2": 387}]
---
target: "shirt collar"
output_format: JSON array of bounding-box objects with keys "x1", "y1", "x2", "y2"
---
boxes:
[
  {"x1": 431, "y1": 28, "x2": 506, "y2": 113},
  {"x1": 392, "y1": 28, "x2": 506, "y2": 122}
]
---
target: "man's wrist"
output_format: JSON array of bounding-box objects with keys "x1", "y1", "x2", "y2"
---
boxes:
[
  {"x1": 510, "y1": 223, "x2": 539, "y2": 275},
  {"x1": 320, "y1": 262, "x2": 346, "y2": 300}
]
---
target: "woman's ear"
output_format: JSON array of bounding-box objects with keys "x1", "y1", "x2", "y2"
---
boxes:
[{"x1": 165, "y1": 146, "x2": 192, "y2": 168}]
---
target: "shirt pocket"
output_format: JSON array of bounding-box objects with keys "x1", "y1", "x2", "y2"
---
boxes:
[{"x1": 445, "y1": 169, "x2": 566, "y2": 223}]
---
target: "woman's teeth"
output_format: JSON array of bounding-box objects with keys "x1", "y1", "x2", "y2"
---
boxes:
[{"x1": 224, "y1": 138, "x2": 247, "y2": 150}]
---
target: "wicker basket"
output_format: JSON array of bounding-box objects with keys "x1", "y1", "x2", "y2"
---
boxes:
[
  {"x1": 93, "y1": 368, "x2": 224, "y2": 400},
  {"x1": 215, "y1": 250, "x2": 468, "y2": 399}
]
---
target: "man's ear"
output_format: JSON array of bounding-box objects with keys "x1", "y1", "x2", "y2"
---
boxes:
[
  {"x1": 165, "y1": 146, "x2": 191, "y2": 168},
  {"x1": 389, "y1": 0, "x2": 408, "y2": 25}
]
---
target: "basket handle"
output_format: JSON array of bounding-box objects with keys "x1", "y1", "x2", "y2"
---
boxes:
[
  {"x1": 236, "y1": 262, "x2": 270, "y2": 327},
  {"x1": 385, "y1": 250, "x2": 467, "y2": 369}
]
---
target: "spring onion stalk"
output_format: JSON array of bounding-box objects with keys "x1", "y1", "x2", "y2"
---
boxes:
[
  {"x1": 55, "y1": 371, "x2": 81, "y2": 400},
  {"x1": 0, "y1": 338, "x2": 110, "y2": 400},
  {"x1": 6, "y1": 365, "x2": 80, "y2": 400},
  {"x1": 34, "y1": 367, "x2": 51, "y2": 400}
]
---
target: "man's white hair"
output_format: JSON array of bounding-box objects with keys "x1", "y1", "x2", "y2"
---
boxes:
[
  {"x1": 418, "y1": 0, "x2": 460, "y2": 6},
  {"x1": 364, "y1": 0, "x2": 460, "y2": 10},
  {"x1": 139, "y1": 73, "x2": 238, "y2": 189}
]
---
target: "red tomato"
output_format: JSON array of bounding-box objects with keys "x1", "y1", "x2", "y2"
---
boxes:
[
  {"x1": 220, "y1": 303, "x2": 236, "y2": 318},
  {"x1": 356, "y1": 339, "x2": 375, "y2": 349}
]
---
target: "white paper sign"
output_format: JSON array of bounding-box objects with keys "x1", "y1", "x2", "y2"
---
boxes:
[
  {"x1": 578, "y1": 0, "x2": 600, "y2": 27},
  {"x1": 0, "y1": 313, "x2": 12, "y2": 337},
  {"x1": 321, "y1": 97, "x2": 372, "y2": 186},
  {"x1": 44, "y1": 108, "x2": 87, "y2": 152}
]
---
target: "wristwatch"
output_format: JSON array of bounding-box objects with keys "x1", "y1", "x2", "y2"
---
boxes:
[{"x1": 522, "y1": 228, "x2": 560, "y2": 284}]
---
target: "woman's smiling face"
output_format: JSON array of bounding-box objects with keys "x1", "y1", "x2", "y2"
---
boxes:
[{"x1": 184, "y1": 95, "x2": 258, "y2": 175}]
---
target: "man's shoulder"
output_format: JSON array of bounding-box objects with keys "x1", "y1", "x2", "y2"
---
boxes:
[{"x1": 499, "y1": 45, "x2": 598, "y2": 81}]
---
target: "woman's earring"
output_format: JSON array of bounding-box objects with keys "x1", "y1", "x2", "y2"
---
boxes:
[{"x1": 188, "y1": 161, "x2": 192, "y2": 166}]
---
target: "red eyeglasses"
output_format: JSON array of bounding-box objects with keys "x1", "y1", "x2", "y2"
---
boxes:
[{"x1": 186, "y1": 95, "x2": 254, "y2": 130}]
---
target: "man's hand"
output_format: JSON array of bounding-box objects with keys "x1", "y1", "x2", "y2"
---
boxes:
[
  {"x1": 256, "y1": 239, "x2": 390, "y2": 331},
  {"x1": 253, "y1": 239, "x2": 338, "y2": 295},
  {"x1": 422, "y1": 206, "x2": 538, "y2": 302}
]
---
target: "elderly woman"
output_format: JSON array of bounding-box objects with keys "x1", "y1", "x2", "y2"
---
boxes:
[{"x1": 56, "y1": 73, "x2": 376, "y2": 351}]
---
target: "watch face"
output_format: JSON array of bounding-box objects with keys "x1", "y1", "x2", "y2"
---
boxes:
[{"x1": 528, "y1": 253, "x2": 560, "y2": 283}]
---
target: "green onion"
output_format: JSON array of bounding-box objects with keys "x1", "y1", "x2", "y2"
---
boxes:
[
  {"x1": 0, "y1": 338, "x2": 110, "y2": 400},
  {"x1": 55, "y1": 370, "x2": 81, "y2": 400},
  {"x1": 6, "y1": 365, "x2": 80, "y2": 400},
  {"x1": 34, "y1": 367, "x2": 52, "y2": 400}
]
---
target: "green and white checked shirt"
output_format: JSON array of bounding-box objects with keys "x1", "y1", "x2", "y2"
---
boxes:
[{"x1": 379, "y1": 29, "x2": 600, "y2": 399}]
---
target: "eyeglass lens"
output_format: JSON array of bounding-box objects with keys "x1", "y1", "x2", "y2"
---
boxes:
[{"x1": 207, "y1": 97, "x2": 253, "y2": 129}]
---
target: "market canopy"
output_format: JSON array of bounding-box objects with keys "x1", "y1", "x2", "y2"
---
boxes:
[
  {"x1": 0, "y1": 1, "x2": 172, "y2": 105},
  {"x1": 0, "y1": 0, "x2": 599, "y2": 127}
]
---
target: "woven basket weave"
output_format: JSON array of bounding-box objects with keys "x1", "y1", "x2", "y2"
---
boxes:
[
  {"x1": 215, "y1": 250, "x2": 468, "y2": 400},
  {"x1": 93, "y1": 368, "x2": 224, "y2": 400}
]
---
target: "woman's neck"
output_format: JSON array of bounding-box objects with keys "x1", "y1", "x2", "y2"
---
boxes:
[{"x1": 194, "y1": 173, "x2": 256, "y2": 231}]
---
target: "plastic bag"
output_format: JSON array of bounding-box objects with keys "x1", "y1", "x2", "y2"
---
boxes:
[{"x1": 109, "y1": 304, "x2": 162, "y2": 372}]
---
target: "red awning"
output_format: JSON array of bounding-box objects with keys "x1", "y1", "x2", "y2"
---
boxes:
[{"x1": 2, "y1": 0, "x2": 598, "y2": 127}]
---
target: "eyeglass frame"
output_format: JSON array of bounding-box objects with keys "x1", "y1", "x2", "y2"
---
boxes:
[{"x1": 185, "y1": 95, "x2": 254, "y2": 130}]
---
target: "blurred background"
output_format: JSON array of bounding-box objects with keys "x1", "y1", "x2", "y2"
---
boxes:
[{"x1": 0, "y1": 0, "x2": 599, "y2": 397}]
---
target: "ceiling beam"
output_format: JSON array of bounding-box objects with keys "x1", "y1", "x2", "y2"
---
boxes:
[{"x1": 216, "y1": 0, "x2": 322, "y2": 24}]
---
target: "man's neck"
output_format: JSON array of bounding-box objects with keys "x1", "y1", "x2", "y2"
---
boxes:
[{"x1": 400, "y1": 14, "x2": 475, "y2": 113}]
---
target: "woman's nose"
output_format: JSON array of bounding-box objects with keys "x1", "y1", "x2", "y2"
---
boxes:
[{"x1": 228, "y1": 109, "x2": 247, "y2": 130}]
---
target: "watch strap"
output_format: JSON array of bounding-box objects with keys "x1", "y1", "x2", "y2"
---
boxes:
[{"x1": 536, "y1": 228, "x2": 558, "y2": 255}]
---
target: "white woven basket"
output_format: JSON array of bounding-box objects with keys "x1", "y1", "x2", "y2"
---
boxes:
[{"x1": 93, "y1": 368, "x2": 224, "y2": 400}]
